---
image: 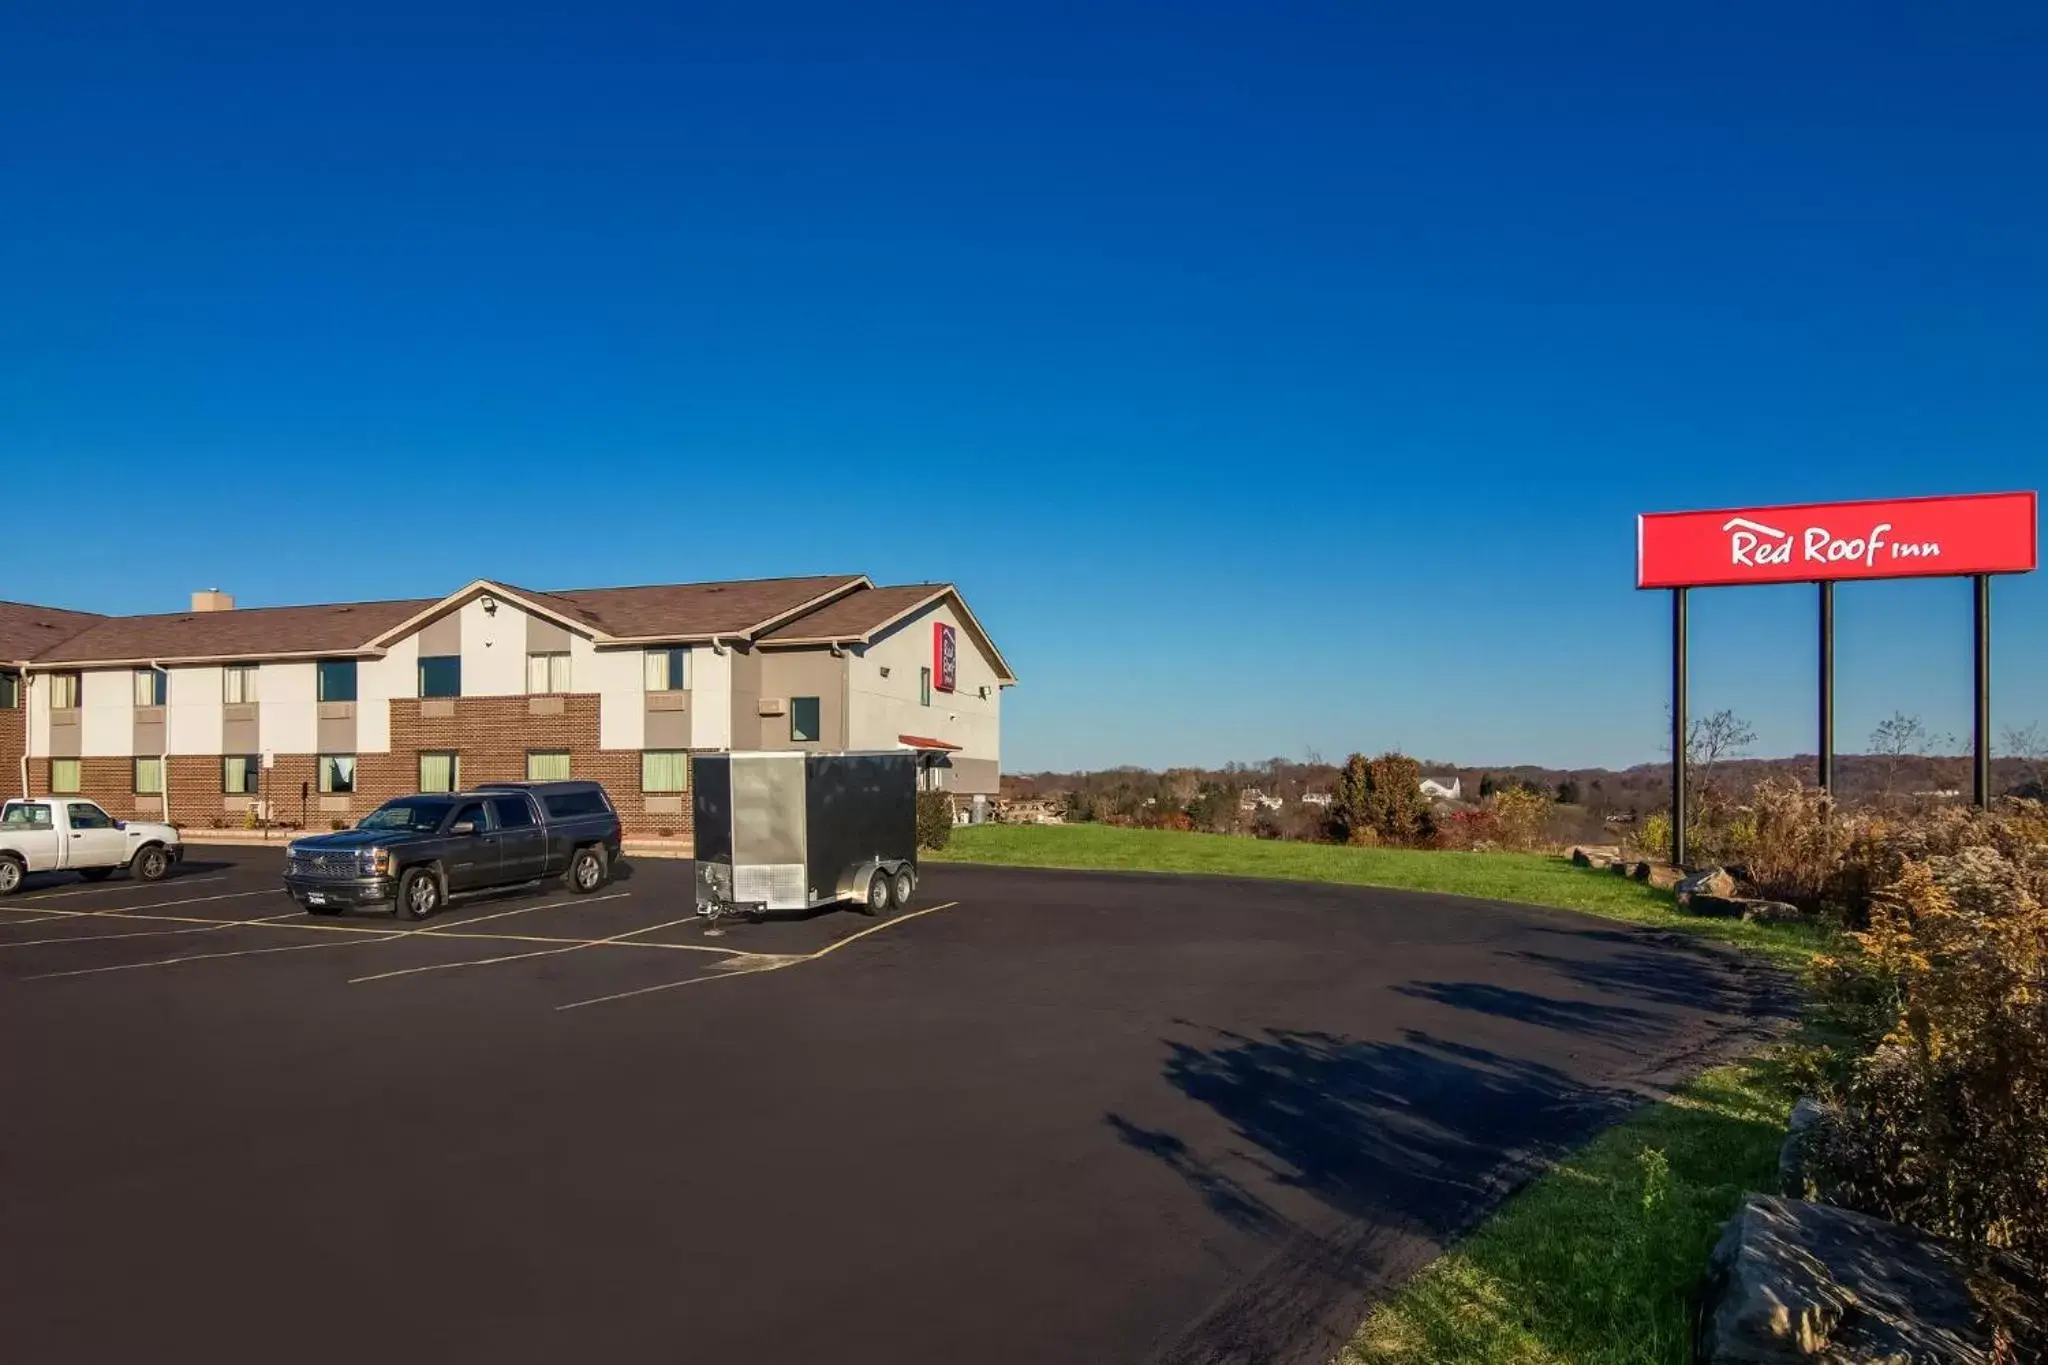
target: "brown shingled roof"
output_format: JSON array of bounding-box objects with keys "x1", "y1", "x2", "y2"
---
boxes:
[
  {"x1": 31, "y1": 597, "x2": 437, "y2": 666},
  {"x1": 516, "y1": 574, "x2": 867, "y2": 641},
  {"x1": 759, "y1": 584, "x2": 947, "y2": 643},
  {"x1": 0, "y1": 600, "x2": 104, "y2": 664}
]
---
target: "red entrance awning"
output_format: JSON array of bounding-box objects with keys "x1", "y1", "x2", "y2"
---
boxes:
[{"x1": 897, "y1": 734, "x2": 962, "y2": 751}]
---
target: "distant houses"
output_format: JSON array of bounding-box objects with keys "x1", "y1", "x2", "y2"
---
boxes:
[{"x1": 1419, "y1": 775, "x2": 1463, "y2": 802}]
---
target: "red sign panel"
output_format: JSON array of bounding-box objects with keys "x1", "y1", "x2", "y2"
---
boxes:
[
  {"x1": 1637, "y1": 491, "x2": 2036, "y2": 589},
  {"x1": 933, "y1": 621, "x2": 957, "y2": 692}
]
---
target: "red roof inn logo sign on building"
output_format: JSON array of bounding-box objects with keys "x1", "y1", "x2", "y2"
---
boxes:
[
  {"x1": 1638, "y1": 492, "x2": 2037, "y2": 589},
  {"x1": 1637, "y1": 491, "x2": 2037, "y2": 866},
  {"x1": 933, "y1": 621, "x2": 957, "y2": 693}
]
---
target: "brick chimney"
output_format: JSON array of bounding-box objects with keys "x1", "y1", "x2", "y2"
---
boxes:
[{"x1": 191, "y1": 589, "x2": 236, "y2": 612}]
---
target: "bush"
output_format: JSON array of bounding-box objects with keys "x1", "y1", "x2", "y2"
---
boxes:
[
  {"x1": 1805, "y1": 801, "x2": 2048, "y2": 1265},
  {"x1": 1489, "y1": 786, "x2": 1551, "y2": 852},
  {"x1": 915, "y1": 789, "x2": 953, "y2": 851},
  {"x1": 1330, "y1": 752, "x2": 1435, "y2": 847}
]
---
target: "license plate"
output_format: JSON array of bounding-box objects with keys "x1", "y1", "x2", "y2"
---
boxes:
[{"x1": 304, "y1": 893, "x2": 327, "y2": 906}]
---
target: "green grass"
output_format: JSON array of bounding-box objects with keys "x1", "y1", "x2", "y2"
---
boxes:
[
  {"x1": 1344, "y1": 1060, "x2": 1796, "y2": 1365},
  {"x1": 933, "y1": 823, "x2": 1829, "y2": 967},
  {"x1": 935, "y1": 822, "x2": 1837, "y2": 1363}
]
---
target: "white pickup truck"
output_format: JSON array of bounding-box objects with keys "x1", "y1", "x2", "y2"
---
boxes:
[{"x1": 0, "y1": 797, "x2": 184, "y2": 895}]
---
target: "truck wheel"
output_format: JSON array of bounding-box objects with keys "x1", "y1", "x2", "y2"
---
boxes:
[
  {"x1": 890, "y1": 867, "x2": 915, "y2": 909},
  {"x1": 397, "y1": 867, "x2": 441, "y2": 921},
  {"x1": 79, "y1": 867, "x2": 115, "y2": 882},
  {"x1": 567, "y1": 846, "x2": 607, "y2": 894},
  {"x1": 0, "y1": 857, "x2": 22, "y2": 896},
  {"x1": 862, "y1": 870, "x2": 890, "y2": 917},
  {"x1": 131, "y1": 846, "x2": 170, "y2": 882}
]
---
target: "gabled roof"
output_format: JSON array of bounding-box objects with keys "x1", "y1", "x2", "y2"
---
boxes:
[
  {"x1": 29, "y1": 598, "x2": 438, "y2": 667},
  {"x1": 0, "y1": 601, "x2": 105, "y2": 665},
  {"x1": 763, "y1": 583, "x2": 1017, "y2": 684}
]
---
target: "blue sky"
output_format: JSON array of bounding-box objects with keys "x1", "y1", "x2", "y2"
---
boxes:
[{"x1": 3, "y1": 2, "x2": 2043, "y2": 772}]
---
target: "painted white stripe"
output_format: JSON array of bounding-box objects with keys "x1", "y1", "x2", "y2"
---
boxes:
[
  {"x1": 350, "y1": 909, "x2": 689, "y2": 984},
  {"x1": 13, "y1": 875, "x2": 229, "y2": 904},
  {"x1": 0, "y1": 912, "x2": 301, "y2": 951}
]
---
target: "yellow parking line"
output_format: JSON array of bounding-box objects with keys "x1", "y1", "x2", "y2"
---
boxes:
[
  {"x1": 0, "y1": 888, "x2": 276, "y2": 920},
  {"x1": 10, "y1": 875, "x2": 229, "y2": 903},
  {"x1": 555, "y1": 901, "x2": 962, "y2": 1012},
  {"x1": 25, "y1": 930, "x2": 412, "y2": 980},
  {"x1": 0, "y1": 912, "x2": 302, "y2": 951},
  {"x1": 349, "y1": 914, "x2": 703, "y2": 984}
]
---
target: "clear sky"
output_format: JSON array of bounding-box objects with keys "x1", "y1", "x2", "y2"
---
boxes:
[{"x1": 4, "y1": 2, "x2": 2043, "y2": 772}]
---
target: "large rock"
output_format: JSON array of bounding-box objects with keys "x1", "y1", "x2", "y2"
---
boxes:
[
  {"x1": 1641, "y1": 862, "x2": 1686, "y2": 891},
  {"x1": 1570, "y1": 844, "x2": 1622, "y2": 869},
  {"x1": 1777, "y1": 1098, "x2": 1832, "y2": 1200},
  {"x1": 1678, "y1": 866, "x2": 1739, "y2": 902},
  {"x1": 1696, "y1": 1195, "x2": 2044, "y2": 1364},
  {"x1": 1740, "y1": 899, "x2": 1808, "y2": 925},
  {"x1": 1686, "y1": 893, "x2": 1750, "y2": 919}
]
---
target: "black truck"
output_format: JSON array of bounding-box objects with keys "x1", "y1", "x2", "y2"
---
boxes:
[{"x1": 282, "y1": 780, "x2": 624, "y2": 920}]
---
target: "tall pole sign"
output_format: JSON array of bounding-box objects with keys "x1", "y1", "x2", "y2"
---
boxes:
[{"x1": 1639, "y1": 491, "x2": 2037, "y2": 867}]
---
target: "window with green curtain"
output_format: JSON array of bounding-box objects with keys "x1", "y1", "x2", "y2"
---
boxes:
[
  {"x1": 790, "y1": 696, "x2": 821, "y2": 743},
  {"x1": 319, "y1": 755, "x2": 356, "y2": 793},
  {"x1": 641, "y1": 750, "x2": 689, "y2": 792},
  {"x1": 643, "y1": 647, "x2": 689, "y2": 691},
  {"x1": 223, "y1": 665, "x2": 258, "y2": 704},
  {"x1": 223, "y1": 756, "x2": 258, "y2": 795},
  {"x1": 50, "y1": 758, "x2": 81, "y2": 793},
  {"x1": 133, "y1": 668, "x2": 168, "y2": 707},
  {"x1": 418, "y1": 656, "x2": 461, "y2": 699},
  {"x1": 418, "y1": 752, "x2": 460, "y2": 793},
  {"x1": 527, "y1": 750, "x2": 571, "y2": 781},
  {"x1": 317, "y1": 659, "x2": 357, "y2": 703},
  {"x1": 51, "y1": 672, "x2": 80, "y2": 709},
  {"x1": 527, "y1": 652, "x2": 570, "y2": 693},
  {"x1": 134, "y1": 757, "x2": 163, "y2": 794}
]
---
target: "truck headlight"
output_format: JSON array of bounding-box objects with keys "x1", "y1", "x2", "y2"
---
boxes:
[{"x1": 361, "y1": 847, "x2": 391, "y2": 876}]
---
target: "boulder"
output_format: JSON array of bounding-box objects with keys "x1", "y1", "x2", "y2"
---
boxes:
[
  {"x1": 1685, "y1": 894, "x2": 1750, "y2": 919},
  {"x1": 1612, "y1": 858, "x2": 1637, "y2": 877},
  {"x1": 1740, "y1": 899, "x2": 1808, "y2": 925},
  {"x1": 1643, "y1": 863, "x2": 1686, "y2": 891},
  {"x1": 1677, "y1": 866, "x2": 1739, "y2": 902},
  {"x1": 1777, "y1": 1098, "x2": 1832, "y2": 1200},
  {"x1": 1570, "y1": 844, "x2": 1622, "y2": 869},
  {"x1": 1696, "y1": 1195, "x2": 2044, "y2": 1364}
]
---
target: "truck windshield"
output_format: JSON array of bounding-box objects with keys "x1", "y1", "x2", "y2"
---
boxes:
[{"x1": 357, "y1": 800, "x2": 452, "y2": 832}]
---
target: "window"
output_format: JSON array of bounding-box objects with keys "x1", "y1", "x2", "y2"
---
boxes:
[
  {"x1": 134, "y1": 757, "x2": 163, "y2": 794},
  {"x1": 448, "y1": 800, "x2": 491, "y2": 833},
  {"x1": 527, "y1": 750, "x2": 571, "y2": 781},
  {"x1": 318, "y1": 755, "x2": 356, "y2": 794},
  {"x1": 643, "y1": 647, "x2": 689, "y2": 692},
  {"x1": 0, "y1": 670, "x2": 19, "y2": 709},
  {"x1": 418, "y1": 655, "x2": 461, "y2": 699},
  {"x1": 50, "y1": 758, "x2": 81, "y2": 793},
  {"x1": 641, "y1": 750, "x2": 689, "y2": 792},
  {"x1": 543, "y1": 789, "x2": 611, "y2": 818},
  {"x1": 490, "y1": 795, "x2": 538, "y2": 829},
  {"x1": 51, "y1": 672, "x2": 81, "y2": 709},
  {"x1": 317, "y1": 659, "x2": 358, "y2": 703},
  {"x1": 2, "y1": 802, "x2": 53, "y2": 830},
  {"x1": 527, "y1": 652, "x2": 571, "y2": 694},
  {"x1": 67, "y1": 802, "x2": 115, "y2": 830},
  {"x1": 790, "y1": 696, "x2": 821, "y2": 743},
  {"x1": 223, "y1": 756, "x2": 259, "y2": 795},
  {"x1": 223, "y1": 665, "x2": 258, "y2": 705},
  {"x1": 133, "y1": 668, "x2": 168, "y2": 707},
  {"x1": 920, "y1": 667, "x2": 932, "y2": 707},
  {"x1": 418, "y1": 751, "x2": 461, "y2": 793}
]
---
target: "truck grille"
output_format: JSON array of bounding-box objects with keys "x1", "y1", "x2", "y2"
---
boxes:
[{"x1": 289, "y1": 849, "x2": 360, "y2": 880}]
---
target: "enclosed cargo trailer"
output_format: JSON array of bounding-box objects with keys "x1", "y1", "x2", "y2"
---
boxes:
[{"x1": 693, "y1": 750, "x2": 919, "y2": 926}]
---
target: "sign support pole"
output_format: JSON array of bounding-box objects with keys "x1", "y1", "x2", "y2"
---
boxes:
[
  {"x1": 1817, "y1": 582, "x2": 1835, "y2": 793},
  {"x1": 1671, "y1": 587, "x2": 1688, "y2": 867},
  {"x1": 1973, "y1": 574, "x2": 1991, "y2": 808}
]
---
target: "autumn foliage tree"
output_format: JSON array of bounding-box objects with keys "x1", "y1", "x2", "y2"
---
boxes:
[{"x1": 1329, "y1": 752, "x2": 1434, "y2": 847}]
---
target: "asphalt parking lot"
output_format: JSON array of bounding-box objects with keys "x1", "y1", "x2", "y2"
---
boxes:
[{"x1": 0, "y1": 849, "x2": 1788, "y2": 1365}]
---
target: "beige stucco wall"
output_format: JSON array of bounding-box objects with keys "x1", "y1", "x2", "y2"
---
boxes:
[
  {"x1": 751, "y1": 648, "x2": 847, "y2": 750},
  {"x1": 846, "y1": 599, "x2": 1003, "y2": 780}
]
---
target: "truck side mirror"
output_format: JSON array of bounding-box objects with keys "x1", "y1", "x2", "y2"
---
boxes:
[{"x1": 450, "y1": 820, "x2": 477, "y2": 836}]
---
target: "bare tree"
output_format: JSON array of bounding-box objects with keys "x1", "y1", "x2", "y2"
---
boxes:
[
  {"x1": 1869, "y1": 711, "x2": 1926, "y2": 802},
  {"x1": 1669, "y1": 707, "x2": 1756, "y2": 799},
  {"x1": 2000, "y1": 722, "x2": 2047, "y2": 796}
]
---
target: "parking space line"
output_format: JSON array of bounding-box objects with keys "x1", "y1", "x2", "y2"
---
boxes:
[
  {"x1": 418, "y1": 891, "x2": 631, "y2": 934},
  {"x1": 0, "y1": 888, "x2": 277, "y2": 921},
  {"x1": 12, "y1": 875, "x2": 230, "y2": 903},
  {"x1": 348, "y1": 912, "x2": 701, "y2": 984},
  {"x1": 0, "y1": 912, "x2": 303, "y2": 951},
  {"x1": 555, "y1": 901, "x2": 962, "y2": 1011},
  {"x1": 24, "y1": 929, "x2": 412, "y2": 980}
]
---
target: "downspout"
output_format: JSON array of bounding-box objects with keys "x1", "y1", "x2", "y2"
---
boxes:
[
  {"x1": 16, "y1": 664, "x2": 29, "y2": 798},
  {"x1": 149, "y1": 659, "x2": 170, "y2": 828},
  {"x1": 830, "y1": 643, "x2": 849, "y2": 752}
]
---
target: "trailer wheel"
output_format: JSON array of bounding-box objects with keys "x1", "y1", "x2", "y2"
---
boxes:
[
  {"x1": 862, "y1": 870, "x2": 890, "y2": 917},
  {"x1": 890, "y1": 867, "x2": 915, "y2": 909}
]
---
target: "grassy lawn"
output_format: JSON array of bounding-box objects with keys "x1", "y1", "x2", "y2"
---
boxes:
[
  {"x1": 933, "y1": 823, "x2": 1828, "y2": 967},
  {"x1": 934, "y1": 822, "x2": 1830, "y2": 1364}
]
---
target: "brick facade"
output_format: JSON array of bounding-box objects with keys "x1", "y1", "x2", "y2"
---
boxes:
[{"x1": 8, "y1": 694, "x2": 692, "y2": 840}]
